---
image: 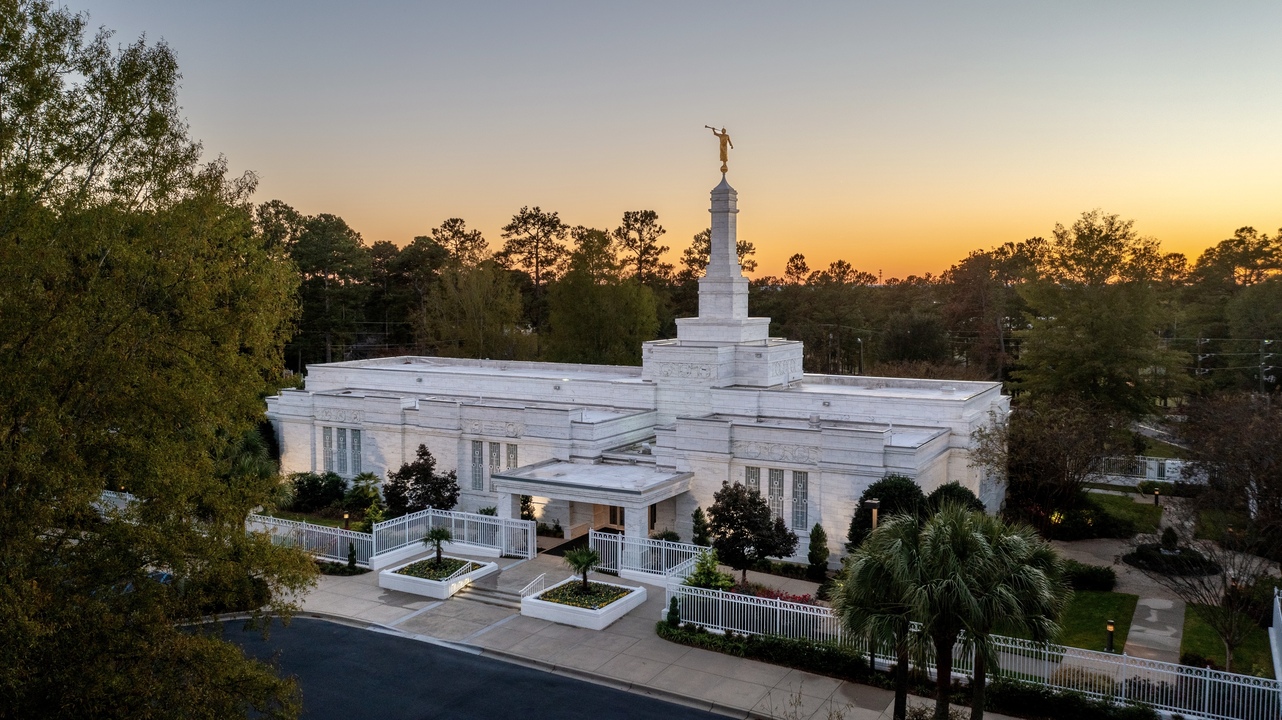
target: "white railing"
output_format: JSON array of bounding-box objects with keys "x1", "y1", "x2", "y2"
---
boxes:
[
  {"x1": 589, "y1": 530, "x2": 704, "y2": 581},
  {"x1": 666, "y1": 584, "x2": 1282, "y2": 720},
  {"x1": 519, "y1": 573, "x2": 546, "y2": 598},
  {"x1": 96, "y1": 489, "x2": 134, "y2": 512},
  {"x1": 440, "y1": 558, "x2": 479, "y2": 585},
  {"x1": 1095, "y1": 456, "x2": 1201, "y2": 484},
  {"x1": 1271, "y1": 588, "x2": 1282, "y2": 699},
  {"x1": 372, "y1": 507, "x2": 535, "y2": 559},
  {"x1": 248, "y1": 514, "x2": 375, "y2": 566}
]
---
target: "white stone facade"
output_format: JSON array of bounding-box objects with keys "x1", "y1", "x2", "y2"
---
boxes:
[{"x1": 265, "y1": 175, "x2": 1009, "y2": 564}]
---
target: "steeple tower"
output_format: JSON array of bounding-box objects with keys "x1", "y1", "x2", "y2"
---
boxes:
[{"x1": 675, "y1": 175, "x2": 771, "y2": 344}]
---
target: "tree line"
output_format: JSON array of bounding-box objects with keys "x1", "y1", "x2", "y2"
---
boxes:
[{"x1": 268, "y1": 202, "x2": 1282, "y2": 403}]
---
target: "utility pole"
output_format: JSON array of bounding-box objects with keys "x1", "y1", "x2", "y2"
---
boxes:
[{"x1": 1260, "y1": 340, "x2": 1275, "y2": 394}]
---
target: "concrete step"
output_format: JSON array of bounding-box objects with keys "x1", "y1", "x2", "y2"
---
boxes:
[{"x1": 456, "y1": 584, "x2": 522, "y2": 610}]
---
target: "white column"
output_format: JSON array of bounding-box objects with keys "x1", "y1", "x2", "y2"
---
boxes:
[
  {"x1": 496, "y1": 492, "x2": 521, "y2": 520},
  {"x1": 623, "y1": 503, "x2": 648, "y2": 538}
]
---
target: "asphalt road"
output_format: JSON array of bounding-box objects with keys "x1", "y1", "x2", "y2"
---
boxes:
[{"x1": 224, "y1": 617, "x2": 723, "y2": 720}]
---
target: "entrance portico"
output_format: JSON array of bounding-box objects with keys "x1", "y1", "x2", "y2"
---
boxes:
[{"x1": 491, "y1": 460, "x2": 691, "y2": 539}]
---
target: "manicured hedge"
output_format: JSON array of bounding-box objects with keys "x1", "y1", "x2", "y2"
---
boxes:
[
  {"x1": 1122, "y1": 544, "x2": 1220, "y2": 576},
  {"x1": 985, "y1": 678, "x2": 1158, "y2": 720},
  {"x1": 1136, "y1": 480, "x2": 1203, "y2": 498},
  {"x1": 654, "y1": 624, "x2": 1159, "y2": 720},
  {"x1": 1061, "y1": 559, "x2": 1117, "y2": 592}
]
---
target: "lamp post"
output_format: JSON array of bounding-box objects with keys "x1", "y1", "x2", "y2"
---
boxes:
[
  {"x1": 1106, "y1": 620, "x2": 1115, "y2": 653},
  {"x1": 343, "y1": 512, "x2": 350, "y2": 531},
  {"x1": 1154, "y1": 488, "x2": 1160, "y2": 506},
  {"x1": 866, "y1": 498, "x2": 881, "y2": 530},
  {"x1": 855, "y1": 337, "x2": 864, "y2": 376}
]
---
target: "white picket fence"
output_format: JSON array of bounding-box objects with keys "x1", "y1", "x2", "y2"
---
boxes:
[
  {"x1": 248, "y1": 514, "x2": 375, "y2": 565},
  {"x1": 373, "y1": 507, "x2": 536, "y2": 560},
  {"x1": 102, "y1": 490, "x2": 534, "y2": 568},
  {"x1": 590, "y1": 530, "x2": 703, "y2": 582},
  {"x1": 667, "y1": 583, "x2": 1282, "y2": 720}
]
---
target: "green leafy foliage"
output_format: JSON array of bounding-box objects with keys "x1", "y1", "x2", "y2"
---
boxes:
[
  {"x1": 288, "y1": 472, "x2": 347, "y2": 513},
  {"x1": 691, "y1": 506, "x2": 711, "y2": 546},
  {"x1": 1060, "y1": 560, "x2": 1117, "y2": 592},
  {"x1": 806, "y1": 523, "x2": 829, "y2": 580},
  {"x1": 708, "y1": 482, "x2": 798, "y2": 582},
  {"x1": 846, "y1": 475, "x2": 926, "y2": 550},
  {"x1": 684, "y1": 549, "x2": 734, "y2": 591},
  {"x1": 384, "y1": 445, "x2": 458, "y2": 517},
  {"x1": 563, "y1": 547, "x2": 601, "y2": 592},
  {"x1": 0, "y1": 4, "x2": 315, "y2": 715}
]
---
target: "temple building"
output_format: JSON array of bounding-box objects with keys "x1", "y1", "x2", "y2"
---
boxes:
[{"x1": 266, "y1": 174, "x2": 1008, "y2": 561}]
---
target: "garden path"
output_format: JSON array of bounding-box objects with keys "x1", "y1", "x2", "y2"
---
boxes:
[{"x1": 1054, "y1": 491, "x2": 1186, "y2": 663}]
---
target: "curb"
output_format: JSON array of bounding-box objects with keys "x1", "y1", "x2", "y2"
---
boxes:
[{"x1": 469, "y1": 645, "x2": 755, "y2": 719}]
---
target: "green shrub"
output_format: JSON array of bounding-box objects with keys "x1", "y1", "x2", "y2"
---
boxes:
[
  {"x1": 655, "y1": 623, "x2": 869, "y2": 680},
  {"x1": 666, "y1": 597, "x2": 680, "y2": 627},
  {"x1": 806, "y1": 523, "x2": 829, "y2": 580},
  {"x1": 288, "y1": 471, "x2": 347, "y2": 513},
  {"x1": 751, "y1": 558, "x2": 812, "y2": 580},
  {"x1": 651, "y1": 529, "x2": 680, "y2": 542},
  {"x1": 347, "y1": 541, "x2": 357, "y2": 570},
  {"x1": 1045, "y1": 498, "x2": 1137, "y2": 541},
  {"x1": 1061, "y1": 559, "x2": 1117, "y2": 591},
  {"x1": 847, "y1": 475, "x2": 926, "y2": 550},
  {"x1": 684, "y1": 549, "x2": 733, "y2": 591},
  {"x1": 343, "y1": 472, "x2": 382, "y2": 512},
  {"x1": 1123, "y1": 543, "x2": 1220, "y2": 576},
  {"x1": 691, "y1": 506, "x2": 711, "y2": 546},
  {"x1": 1160, "y1": 527, "x2": 1178, "y2": 551},
  {"x1": 926, "y1": 482, "x2": 985, "y2": 513},
  {"x1": 1137, "y1": 480, "x2": 1203, "y2": 498},
  {"x1": 985, "y1": 678, "x2": 1158, "y2": 720},
  {"x1": 477, "y1": 506, "x2": 498, "y2": 516}
]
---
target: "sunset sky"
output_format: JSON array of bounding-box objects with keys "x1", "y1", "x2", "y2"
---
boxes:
[{"x1": 81, "y1": 1, "x2": 1282, "y2": 279}]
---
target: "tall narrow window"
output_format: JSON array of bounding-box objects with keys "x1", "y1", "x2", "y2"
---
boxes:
[
  {"x1": 471, "y1": 440, "x2": 484, "y2": 491},
  {"x1": 350, "y1": 430, "x2": 362, "y2": 474},
  {"x1": 768, "y1": 468, "x2": 785, "y2": 518},
  {"x1": 506, "y1": 443, "x2": 518, "y2": 469},
  {"x1": 745, "y1": 466, "x2": 761, "y2": 495},
  {"x1": 336, "y1": 429, "x2": 348, "y2": 474},
  {"x1": 488, "y1": 442, "x2": 500, "y2": 476},
  {"x1": 792, "y1": 471, "x2": 808, "y2": 530},
  {"x1": 322, "y1": 427, "x2": 334, "y2": 473}
]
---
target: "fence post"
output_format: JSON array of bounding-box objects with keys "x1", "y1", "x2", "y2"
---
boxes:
[
  {"x1": 1202, "y1": 667, "x2": 1210, "y2": 717},
  {"x1": 1119, "y1": 652, "x2": 1128, "y2": 701}
]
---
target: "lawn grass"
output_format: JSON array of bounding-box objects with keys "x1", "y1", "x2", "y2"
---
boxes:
[
  {"x1": 1001, "y1": 590, "x2": 1139, "y2": 653},
  {"x1": 1194, "y1": 508, "x2": 1250, "y2": 542},
  {"x1": 1057, "y1": 590, "x2": 1139, "y2": 653},
  {"x1": 266, "y1": 509, "x2": 346, "y2": 528},
  {"x1": 1090, "y1": 492, "x2": 1162, "y2": 535},
  {"x1": 1182, "y1": 606, "x2": 1274, "y2": 677},
  {"x1": 1142, "y1": 436, "x2": 1186, "y2": 459}
]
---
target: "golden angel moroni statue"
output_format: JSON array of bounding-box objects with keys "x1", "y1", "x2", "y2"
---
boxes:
[{"x1": 705, "y1": 125, "x2": 733, "y2": 173}]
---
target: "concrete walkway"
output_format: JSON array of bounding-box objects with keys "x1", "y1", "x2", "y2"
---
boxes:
[
  {"x1": 1064, "y1": 490, "x2": 1186, "y2": 663},
  {"x1": 299, "y1": 549, "x2": 1017, "y2": 720}
]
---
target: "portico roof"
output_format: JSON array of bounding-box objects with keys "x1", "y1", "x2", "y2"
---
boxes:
[{"x1": 491, "y1": 459, "x2": 691, "y2": 508}]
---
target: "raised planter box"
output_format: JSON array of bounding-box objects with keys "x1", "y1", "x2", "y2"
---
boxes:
[
  {"x1": 520, "y1": 576, "x2": 647, "y2": 630},
  {"x1": 378, "y1": 556, "x2": 500, "y2": 600}
]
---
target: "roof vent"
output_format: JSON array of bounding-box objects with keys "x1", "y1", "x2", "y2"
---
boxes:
[{"x1": 809, "y1": 414, "x2": 821, "y2": 428}]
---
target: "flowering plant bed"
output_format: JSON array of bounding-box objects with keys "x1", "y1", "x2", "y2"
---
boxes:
[
  {"x1": 378, "y1": 555, "x2": 499, "y2": 600},
  {"x1": 521, "y1": 576, "x2": 646, "y2": 630},
  {"x1": 731, "y1": 581, "x2": 817, "y2": 605},
  {"x1": 396, "y1": 557, "x2": 478, "y2": 580},
  {"x1": 538, "y1": 581, "x2": 630, "y2": 610}
]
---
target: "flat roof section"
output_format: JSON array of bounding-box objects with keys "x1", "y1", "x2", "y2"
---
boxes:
[
  {"x1": 494, "y1": 460, "x2": 690, "y2": 496},
  {"x1": 312, "y1": 356, "x2": 644, "y2": 383}
]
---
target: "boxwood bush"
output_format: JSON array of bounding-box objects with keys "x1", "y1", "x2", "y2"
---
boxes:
[{"x1": 1061, "y1": 559, "x2": 1117, "y2": 592}]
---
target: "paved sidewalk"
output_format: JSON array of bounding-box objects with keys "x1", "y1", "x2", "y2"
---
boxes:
[
  {"x1": 298, "y1": 548, "x2": 1017, "y2": 720},
  {"x1": 1057, "y1": 491, "x2": 1186, "y2": 663}
]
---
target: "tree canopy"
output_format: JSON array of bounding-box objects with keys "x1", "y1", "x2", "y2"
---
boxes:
[
  {"x1": 1, "y1": 3, "x2": 314, "y2": 716},
  {"x1": 707, "y1": 481, "x2": 798, "y2": 582}
]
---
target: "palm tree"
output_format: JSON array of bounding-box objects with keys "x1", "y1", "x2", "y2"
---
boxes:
[
  {"x1": 563, "y1": 547, "x2": 600, "y2": 593},
  {"x1": 913, "y1": 503, "x2": 995, "y2": 720},
  {"x1": 423, "y1": 526, "x2": 452, "y2": 567},
  {"x1": 831, "y1": 511, "x2": 924, "y2": 720},
  {"x1": 964, "y1": 514, "x2": 1067, "y2": 720}
]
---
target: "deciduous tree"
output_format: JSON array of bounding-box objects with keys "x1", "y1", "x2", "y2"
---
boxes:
[
  {"x1": 707, "y1": 482, "x2": 798, "y2": 582},
  {"x1": 1, "y1": 4, "x2": 314, "y2": 715},
  {"x1": 384, "y1": 445, "x2": 459, "y2": 516}
]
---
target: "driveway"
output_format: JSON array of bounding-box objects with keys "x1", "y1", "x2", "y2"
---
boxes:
[{"x1": 224, "y1": 617, "x2": 724, "y2": 720}]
